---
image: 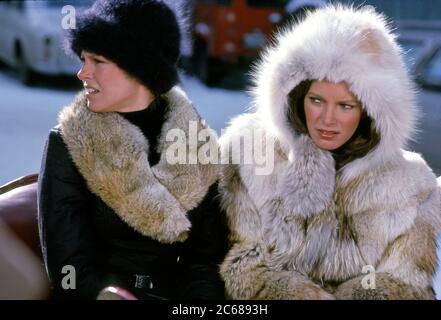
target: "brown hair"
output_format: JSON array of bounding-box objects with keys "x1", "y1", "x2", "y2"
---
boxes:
[{"x1": 287, "y1": 80, "x2": 381, "y2": 170}]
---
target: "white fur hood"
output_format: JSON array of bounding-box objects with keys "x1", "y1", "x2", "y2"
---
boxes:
[
  {"x1": 251, "y1": 5, "x2": 417, "y2": 181},
  {"x1": 218, "y1": 5, "x2": 441, "y2": 300}
]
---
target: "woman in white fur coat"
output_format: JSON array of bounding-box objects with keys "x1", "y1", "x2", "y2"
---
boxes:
[{"x1": 219, "y1": 5, "x2": 441, "y2": 300}]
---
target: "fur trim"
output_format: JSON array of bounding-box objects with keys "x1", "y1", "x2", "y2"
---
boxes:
[
  {"x1": 251, "y1": 5, "x2": 417, "y2": 182},
  {"x1": 58, "y1": 87, "x2": 218, "y2": 244},
  {"x1": 219, "y1": 113, "x2": 440, "y2": 299},
  {"x1": 333, "y1": 273, "x2": 431, "y2": 300},
  {"x1": 438, "y1": 176, "x2": 441, "y2": 205},
  {"x1": 219, "y1": 5, "x2": 441, "y2": 299}
]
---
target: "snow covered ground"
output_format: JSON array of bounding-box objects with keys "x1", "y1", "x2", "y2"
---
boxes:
[{"x1": 0, "y1": 69, "x2": 440, "y2": 298}]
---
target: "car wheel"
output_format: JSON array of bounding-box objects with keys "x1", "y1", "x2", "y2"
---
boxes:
[{"x1": 16, "y1": 52, "x2": 36, "y2": 86}]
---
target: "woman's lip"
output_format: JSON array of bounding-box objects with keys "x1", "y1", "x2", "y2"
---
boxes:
[
  {"x1": 317, "y1": 129, "x2": 339, "y2": 134},
  {"x1": 317, "y1": 129, "x2": 339, "y2": 139}
]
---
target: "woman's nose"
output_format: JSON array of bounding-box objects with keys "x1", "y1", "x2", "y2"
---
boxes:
[
  {"x1": 322, "y1": 105, "x2": 337, "y2": 126},
  {"x1": 77, "y1": 61, "x2": 91, "y2": 81}
]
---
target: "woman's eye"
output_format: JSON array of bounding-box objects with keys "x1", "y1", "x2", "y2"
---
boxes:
[
  {"x1": 340, "y1": 104, "x2": 354, "y2": 110},
  {"x1": 309, "y1": 97, "x2": 321, "y2": 104}
]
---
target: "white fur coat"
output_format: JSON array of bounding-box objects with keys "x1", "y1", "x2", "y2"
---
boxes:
[{"x1": 219, "y1": 5, "x2": 441, "y2": 300}]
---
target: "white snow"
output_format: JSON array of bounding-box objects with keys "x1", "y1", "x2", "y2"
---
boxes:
[
  {"x1": 180, "y1": 74, "x2": 252, "y2": 136},
  {"x1": 0, "y1": 72, "x2": 77, "y2": 185},
  {"x1": 0, "y1": 69, "x2": 440, "y2": 299}
]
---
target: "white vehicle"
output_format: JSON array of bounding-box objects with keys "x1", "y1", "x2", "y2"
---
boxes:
[
  {"x1": 285, "y1": 0, "x2": 326, "y2": 20},
  {"x1": 0, "y1": 0, "x2": 92, "y2": 85},
  {"x1": 397, "y1": 25, "x2": 441, "y2": 175}
]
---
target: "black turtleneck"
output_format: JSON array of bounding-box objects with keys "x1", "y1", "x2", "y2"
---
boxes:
[{"x1": 118, "y1": 97, "x2": 168, "y2": 166}]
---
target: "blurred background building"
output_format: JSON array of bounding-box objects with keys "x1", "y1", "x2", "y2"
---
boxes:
[{"x1": 339, "y1": 0, "x2": 441, "y2": 20}]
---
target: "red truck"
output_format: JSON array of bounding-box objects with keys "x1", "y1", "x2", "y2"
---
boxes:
[{"x1": 189, "y1": 0, "x2": 285, "y2": 85}]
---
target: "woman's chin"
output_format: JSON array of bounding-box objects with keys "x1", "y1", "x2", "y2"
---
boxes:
[
  {"x1": 86, "y1": 101, "x2": 104, "y2": 113},
  {"x1": 86, "y1": 100, "x2": 96, "y2": 111},
  {"x1": 312, "y1": 138, "x2": 343, "y2": 151}
]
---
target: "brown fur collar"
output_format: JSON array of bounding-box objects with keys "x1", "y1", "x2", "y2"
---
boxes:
[{"x1": 58, "y1": 87, "x2": 219, "y2": 243}]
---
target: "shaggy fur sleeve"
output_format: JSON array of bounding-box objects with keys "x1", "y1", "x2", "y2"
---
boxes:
[
  {"x1": 334, "y1": 187, "x2": 441, "y2": 300},
  {"x1": 218, "y1": 113, "x2": 335, "y2": 300},
  {"x1": 218, "y1": 161, "x2": 264, "y2": 299},
  {"x1": 219, "y1": 163, "x2": 334, "y2": 300}
]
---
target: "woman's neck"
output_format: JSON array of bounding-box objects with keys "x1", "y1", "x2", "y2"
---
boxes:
[{"x1": 117, "y1": 86, "x2": 156, "y2": 113}]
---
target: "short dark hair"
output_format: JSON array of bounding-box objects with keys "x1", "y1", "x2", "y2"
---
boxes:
[{"x1": 287, "y1": 80, "x2": 381, "y2": 170}]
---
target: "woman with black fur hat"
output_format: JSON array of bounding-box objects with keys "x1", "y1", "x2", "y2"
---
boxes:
[{"x1": 38, "y1": 0, "x2": 227, "y2": 300}]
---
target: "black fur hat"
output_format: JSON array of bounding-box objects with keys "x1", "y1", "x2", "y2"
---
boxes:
[{"x1": 68, "y1": 0, "x2": 181, "y2": 95}]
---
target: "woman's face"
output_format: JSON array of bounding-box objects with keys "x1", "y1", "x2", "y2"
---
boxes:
[
  {"x1": 304, "y1": 81, "x2": 362, "y2": 151},
  {"x1": 77, "y1": 51, "x2": 154, "y2": 113}
]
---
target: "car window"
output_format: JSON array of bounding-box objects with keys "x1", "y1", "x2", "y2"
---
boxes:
[
  {"x1": 0, "y1": 0, "x2": 24, "y2": 10},
  {"x1": 199, "y1": 0, "x2": 232, "y2": 4},
  {"x1": 33, "y1": 0, "x2": 94, "y2": 8},
  {"x1": 398, "y1": 39, "x2": 425, "y2": 70},
  {"x1": 247, "y1": 0, "x2": 285, "y2": 8},
  {"x1": 424, "y1": 47, "x2": 441, "y2": 87}
]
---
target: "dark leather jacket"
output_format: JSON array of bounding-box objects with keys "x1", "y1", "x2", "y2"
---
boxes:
[
  {"x1": 38, "y1": 88, "x2": 229, "y2": 300},
  {"x1": 38, "y1": 128, "x2": 228, "y2": 299}
]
